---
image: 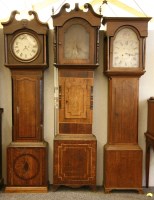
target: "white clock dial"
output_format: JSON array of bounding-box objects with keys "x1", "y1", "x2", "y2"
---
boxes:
[
  {"x1": 12, "y1": 33, "x2": 39, "y2": 61},
  {"x1": 113, "y1": 28, "x2": 139, "y2": 68}
]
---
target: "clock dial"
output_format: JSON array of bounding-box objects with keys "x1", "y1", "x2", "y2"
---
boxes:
[
  {"x1": 12, "y1": 33, "x2": 39, "y2": 61},
  {"x1": 64, "y1": 24, "x2": 89, "y2": 60},
  {"x1": 112, "y1": 28, "x2": 139, "y2": 68}
]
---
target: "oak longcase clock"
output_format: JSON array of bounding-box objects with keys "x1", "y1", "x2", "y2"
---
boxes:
[
  {"x1": 103, "y1": 17, "x2": 151, "y2": 193},
  {"x1": 2, "y1": 10, "x2": 49, "y2": 193},
  {"x1": 52, "y1": 3, "x2": 102, "y2": 190}
]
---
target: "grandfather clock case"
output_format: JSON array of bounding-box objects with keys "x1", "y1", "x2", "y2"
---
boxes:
[
  {"x1": 103, "y1": 17, "x2": 150, "y2": 193},
  {"x1": 52, "y1": 3, "x2": 102, "y2": 189},
  {"x1": 2, "y1": 11, "x2": 49, "y2": 192}
]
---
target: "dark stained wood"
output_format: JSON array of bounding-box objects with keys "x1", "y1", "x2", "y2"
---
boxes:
[
  {"x1": 2, "y1": 11, "x2": 48, "y2": 69},
  {"x1": 146, "y1": 97, "x2": 154, "y2": 136},
  {"x1": 0, "y1": 109, "x2": 4, "y2": 188},
  {"x1": 52, "y1": 3, "x2": 101, "y2": 27},
  {"x1": 52, "y1": 3, "x2": 101, "y2": 189},
  {"x1": 102, "y1": 17, "x2": 151, "y2": 37},
  {"x1": 103, "y1": 17, "x2": 150, "y2": 193},
  {"x1": 145, "y1": 97, "x2": 154, "y2": 187},
  {"x1": 52, "y1": 3, "x2": 101, "y2": 67},
  {"x1": 59, "y1": 70, "x2": 94, "y2": 78},
  {"x1": 103, "y1": 17, "x2": 151, "y2": 74},
  {"x1": 59, "y1": 123, "x2": 92, "y2": 134},
  {"x1": 2, "y1": 11, "x2": 49, "y2": 192},
  {"x1": 57, "y1": 18, "x2": 96, "y2": 65},
  {"x1": 144, "y1": 133, "x2": 154, "y2": 188}
]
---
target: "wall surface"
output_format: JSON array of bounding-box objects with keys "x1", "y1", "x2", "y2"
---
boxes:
[{"x1": 0, "y1": 29, "x2": 154, "y2": 186}]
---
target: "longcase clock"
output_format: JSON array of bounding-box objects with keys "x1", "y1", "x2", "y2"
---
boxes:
[
  {"x1": 2, "y1": 10, "x2": 49, "y2": 192},
  {"x1": 52, "y1": 3, "x2": 102, "y2": 190},
  {"x1": 102, "y1": 17, "x2": 151, "y2": 193}
]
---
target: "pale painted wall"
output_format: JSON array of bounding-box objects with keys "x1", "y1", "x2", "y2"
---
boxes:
[{"x1": 0, "y1": 28, "x2": 154, "y2": 186}]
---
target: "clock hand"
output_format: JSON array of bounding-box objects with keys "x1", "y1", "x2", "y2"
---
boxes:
[{"x1": 23, "y1": 45, "x2": 29, "y2": 51}]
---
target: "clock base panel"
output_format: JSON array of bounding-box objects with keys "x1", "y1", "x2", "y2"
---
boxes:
[
  {"x1": 6, "y1": 143, "x2": 48, "y2": 188},
  {"x1": 104, "y1": 144, "x2": 142, "y2": 193},
  {"x1": 53, "y1": 134, "x2": 96, "y2": 188}
]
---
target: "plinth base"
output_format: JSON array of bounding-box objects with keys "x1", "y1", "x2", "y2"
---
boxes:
[
  {"x1": 104, "y1": 144, "x2": 143, "y2": 193},
  {"x1": 5, "y1": 186, "x2": 48, "y2": 193},
  {"x1": 53, "y1": 134, "x2": 97, "y2": 189}
]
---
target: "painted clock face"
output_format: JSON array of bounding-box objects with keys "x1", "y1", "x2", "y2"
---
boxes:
[
  {"x1": 11, "y1": 32, "x2": 39, "y2": 62},
  {"x1": 112, "y1": 28, "x2": 139, "y2": 68},
  {"x1": 64, "y1": 24, "x2": 89, "y2": 60}
]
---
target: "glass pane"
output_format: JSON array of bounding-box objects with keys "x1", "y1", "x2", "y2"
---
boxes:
[
  {"x1": 113, "y1": 28, "x2": 139, "y2": 68},
  {"x1": 64, "y1": 24, "x2": 89, "y2": 60}
]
